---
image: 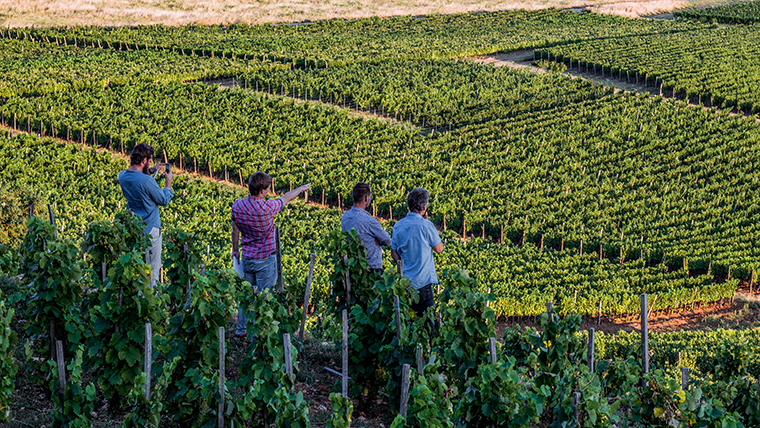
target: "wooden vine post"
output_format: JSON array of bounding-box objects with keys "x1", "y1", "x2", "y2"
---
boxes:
[
  {"x1": 218, "y1": 327, "x2": 225, "y2": 428},
  {"x1": 572, "y1": 392, "x2": 581, "y2": 426},
  {"x1": 145, "y1": 323, "x2": 152, "y2": 400},
  {"x1": 681, "y1": 367, "x2": 689, "y2": 391},
  {"x1": 55, "y1": 340, "x2": 66, "y2": 397},
  {"x1": 275, "y1": 226, "x2": 284, "y2": 293},
  {"x1": 587, "y1": 328, "x2": 595, "y2": 371},
  {"x1": 298, "y1": 254, "x2": 316, "y2": 343},
  {"x1": 342, "y1": 309, "x2": 348, "y2": 397},
  {"x1": 283, "y1": 333, "x2": 294, "y2": 385},
  {"x1": 641, "y1": 293, "x2": 649, "y2": 387},
  {"x1": 394, "y1": 295, "x2": 402, "y2": 344},
  {"x1": 399, "y1": 364, "x2": 411, "y2": 418},
  {"x1": 48, "y1": 203, "x2": 57, "y2": 239},
  {"x1": 343, "y1": 255, "x2": 352, "y2": 305},
  {"x1": 416, "y1": 346, "x2": 424, "y2": 373},
  {"x1": 488, "y1": 337, "x2": 497, "y2": 364}
]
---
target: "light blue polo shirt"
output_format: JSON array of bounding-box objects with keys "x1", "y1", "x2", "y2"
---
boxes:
[{"x1": 391, "y1": 212, "x2": 441, "y2": 290}]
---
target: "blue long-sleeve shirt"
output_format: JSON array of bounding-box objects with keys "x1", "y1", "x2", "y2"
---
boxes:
[{"x1": 118, "y1": 170, "x2": 174, "y2": 233}]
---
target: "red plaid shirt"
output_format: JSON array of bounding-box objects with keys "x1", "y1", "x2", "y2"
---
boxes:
[{"x1": 232, "y1": 196, "x2": 284, "y2": 260}]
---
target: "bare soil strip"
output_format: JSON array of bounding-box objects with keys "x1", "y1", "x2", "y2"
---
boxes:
[{"x1": 471, "y1": 49, "x2": 657, "y2": 94}]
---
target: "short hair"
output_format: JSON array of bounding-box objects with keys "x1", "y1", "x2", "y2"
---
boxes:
[
  {"x1": 352, "y1": 182, "x2": 371, "y2": 205},
  {"x1": 406, "y1": 187, "x2": 429, "y2": 213},
  {"x1": 248, "y1": 171, "x2": 272, "y2": 196},
  {"x1": 130, "y1": 143, "x2": 154, "y2": 166}
]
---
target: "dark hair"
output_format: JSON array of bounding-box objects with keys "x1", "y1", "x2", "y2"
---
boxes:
[
  {"x1": 352, "y1": 182, "x2": 371, "y2": 205},
  {"x1": 248, "y1": 171, "x2": 272, "y2": 196},
  {"x1": 406, "y1": 187, "x2": 429, "y2": 213},
  {"x1": 130, "y1": 143, "x2": 154, "y2": 166}
]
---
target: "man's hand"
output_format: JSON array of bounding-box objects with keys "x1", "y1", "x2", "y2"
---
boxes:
[
  {"x1": 280, "y1": 183, "x2": 312, "y2": 205},
  {"x1": 148, "y1": 163, "x2": 167, "y2": 175},
  {"x1": 165, "y1": 167, "x2": 173, "y2": 189},
  {"x1": 231, "y1": 250, "x2": 240, "y2": 261}
]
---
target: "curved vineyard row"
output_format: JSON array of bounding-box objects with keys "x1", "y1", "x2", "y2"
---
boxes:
[
  {"x1": 675, "y1": 1, "x2": 760, "y2": 24},
  {"x1": 0, "y1": 133, "x2": 742, "y2": 317},
  {"x1": 238, "y1": 57, "x2": 613, "y2": 128},
  {"x1": 11, "y1": 10, "x2": 706, "y2": 66},
  {"x1": 537, "y1": 25, "x2": 760, "y2": 114},
  {"x1": 0, "y1": 37, "x2": 269, "y2": 97}
]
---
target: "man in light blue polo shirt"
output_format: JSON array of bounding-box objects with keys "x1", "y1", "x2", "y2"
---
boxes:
[
  {"x1": 391, "y1": 187, "x2": 443, "y2": 318},
  {"x1": 118, "y1": 143, "x2": 174, "y2": 289},
  {"x1": 341, "y1": 182, "x2": 391, "y2": 276}
]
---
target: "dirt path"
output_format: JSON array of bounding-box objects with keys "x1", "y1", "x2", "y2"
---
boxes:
[{"x1": 471, "y1": 48, "x2": 657, "y2": 95}]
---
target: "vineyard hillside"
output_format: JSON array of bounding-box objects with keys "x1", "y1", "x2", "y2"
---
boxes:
[{"x1": 2, "y1": 7, "x2": 760, "y2": 428}]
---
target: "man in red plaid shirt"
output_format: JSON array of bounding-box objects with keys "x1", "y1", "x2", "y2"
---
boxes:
[{"x1": 232, "y1": 171, "x2": 310, "y2": 337}]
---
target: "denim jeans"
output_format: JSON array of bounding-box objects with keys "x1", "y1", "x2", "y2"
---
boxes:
[{"x1": 236, "y1": 254, "x2": 277, "y2": 335}]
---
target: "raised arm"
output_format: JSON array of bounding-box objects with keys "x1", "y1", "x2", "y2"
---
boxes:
[{"x1": 278, "y1": 183, "x2": 311, "y2": 206}]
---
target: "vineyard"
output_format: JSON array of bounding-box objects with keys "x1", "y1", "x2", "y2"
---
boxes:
[
  {"x1": 536, "y1": 25, "x2": 760, "y2": 113},
  {"x1": 675, "y1": 0, "x2": 760, "y2": 24},
  {"x1": 2, "y1": 6, "x2": 760, "y2": 427}
]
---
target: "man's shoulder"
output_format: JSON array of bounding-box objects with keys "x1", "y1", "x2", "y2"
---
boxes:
[{"x1": 119, "y1": 169, "x2": 151, "y2": 185}]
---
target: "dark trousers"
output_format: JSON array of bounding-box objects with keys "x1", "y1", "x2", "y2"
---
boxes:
[
  {"x1": 412, "y1": 284, "x2": 436, "y2": 344},
  {"x1": 411, "y1": 284, "x2": 435, "y2": 316}
]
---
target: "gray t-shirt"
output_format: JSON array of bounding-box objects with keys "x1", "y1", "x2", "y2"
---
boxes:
[{"x1": 341, "y1": 207, "x2": 391, "y2": 269}]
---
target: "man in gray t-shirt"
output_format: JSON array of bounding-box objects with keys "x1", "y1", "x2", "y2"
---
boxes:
[{"x1": 341, "y1": 183, "x2": 390, "y2": 274}]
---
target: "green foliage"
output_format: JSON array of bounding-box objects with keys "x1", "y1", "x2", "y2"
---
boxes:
[
  {"x1": 236, "y1": 288, "x2": 302, "y2": 423},
  {"x1": 457, "y1": 356, "x2": 538, "y2": 428},
  {"x1": 0, "y1": 184, "x2": 38, "y2": 248},
  {"x1": 325, "y1": 392, "x2": 353, "y2": 428},
  {"x1": 123, "y1": 357, "x2": 181, "y2": 428},
  {"x1": 0, "y1": 244, "x2": 17, "y2": 276},
  {"x1": 267, "y1": 385, "x2": 310, "y2": 428},
  {"x1": 405, "y1": 357, "x2": 455, "y2": 428},
  {"x1": 22, "y1": 218, "x2": 86, "y2": 374},
  {"x1": 163, "y1": 268, "x2": 238, "y2": 424},
  {"x1": 675, "y1": 1, "x2": 760, "y2": 24},
  {"x1": 82, "y1": 211, "x2": 146, "y2": 284},
  {"x1": 48, "y1": 346, "x2": 97, "y2": 428},
  {"x1": 161, "y1": 227, "x2": 204, "y2": 310},
  {"x1": 27, "y1": 10, "x2": 701, "y2": 66},
  {"x1": 88, "y1": 251, "x2": 162, "y2": 400},
  {"x1": 533, "y1": 59, "x2": 567, "y2": 73},
  {"x1": 540, "y1": 25, "x2": 760, "y2": 114},
  {"x1": 0, "y1": 295, "x2": 18, "y2": 422},
  {"x1": 434, "y1": 270, "x2": 495, "y2": 392}
]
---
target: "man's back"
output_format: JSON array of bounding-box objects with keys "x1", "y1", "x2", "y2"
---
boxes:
[
  {"x1": 232, "y1": 196, "x2": 283, "y2": 260},
  {"x1": 341, "y1": 207, "x2": 391, "y2": 270},
  {"x1": 118, "y1": 170, "x2": 173, "y2": 233},
  {"x1": 391, "y1": 212, "x2": 441, "y2": 289}
]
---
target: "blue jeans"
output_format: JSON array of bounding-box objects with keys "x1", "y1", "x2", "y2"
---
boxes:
[{"x1": 236, "y1": 254, "x2": 277, "y2": 335}]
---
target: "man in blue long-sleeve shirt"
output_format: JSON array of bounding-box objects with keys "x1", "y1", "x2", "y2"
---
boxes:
[
  {"x1": 341, "y1": 183, "x2": 390, "y2": 275},
  {"x1": 118, "y1": 143, "x2": 174, "y2": 289}
]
